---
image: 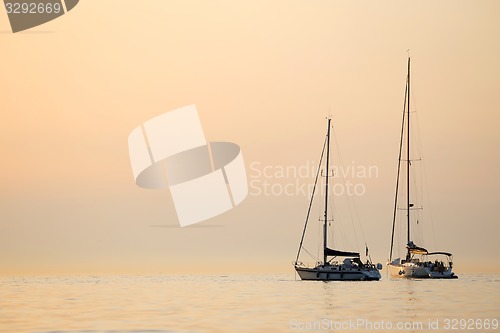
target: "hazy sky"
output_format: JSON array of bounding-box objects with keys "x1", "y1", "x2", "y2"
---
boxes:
[{"x1": 1, "y1": 1, "x2": 499, "y2": 275}]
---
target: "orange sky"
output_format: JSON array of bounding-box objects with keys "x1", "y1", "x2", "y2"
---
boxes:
[{"x1": 1, "y1": 1, "x2": 499, "y2": 275}]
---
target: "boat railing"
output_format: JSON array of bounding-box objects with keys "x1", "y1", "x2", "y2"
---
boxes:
[
  {"x1": 295, "y1": 261, "x2": 321, "y2": 268},
  {"x1": 297, "y1": 261, "x2": 360, "y2": 269},
  {"x1": 293, "y1": 261, "x2": 334, "y2": 268}
]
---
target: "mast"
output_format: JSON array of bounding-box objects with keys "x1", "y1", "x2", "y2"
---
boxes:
[
  {"x1": 389, "y1": 76, "x2": 407, "y2": 262},
  {"x1": 406, "y1": 57, "x2": 411, "y2": 260},
  {"x1": 323, "y1": 118, "x2": 331, "y2": 265}
]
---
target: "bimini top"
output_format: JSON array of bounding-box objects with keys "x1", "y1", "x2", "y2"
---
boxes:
[{"x1": 325, "y1": 248, "x2": 360, "y2": 257}]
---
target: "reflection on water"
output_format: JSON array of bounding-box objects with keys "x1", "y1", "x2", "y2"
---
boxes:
[{"x1": 0, "y1": 274, "x2": 498, "y2": 333}]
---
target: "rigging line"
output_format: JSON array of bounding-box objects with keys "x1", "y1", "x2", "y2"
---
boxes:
[
  {"x1": 301, "y1": 247, "x2": 319, "y2": 262},
  {"x1": 414, "y1": 110, "x2": 438, "y2": 250},
  {"x1": 330, "y1": 126, "x2": 361, "y2": 249},
  {"x1": 421, "y1": 156, "x2": 437, "y2": 249},
  {"x1": 328, "y1": 192, "x2": 350, "y2": 250},
  {"x1": 327, "y1": 191, "x2": 341, "y2": 247},
  {"x1": 410, "y1": 167, "x2": 421, "y2": 204},
  {"x1": 328, "y1": 199, "x2": 334, "y2": 245},
  {"x1": 317, "y1": 186, "x2": 322, "y2": 261},
  {"x1": 413, "y1": 164, "x2": 425, "y2": 247},
  {"x1": 396, "y1": 208, "x2": 404, "y2": 259},
  {"x1": 412, "y1": 106, "x2": 423, "y2": 161},
  {"x1": 295, "y1": 135, "x2": 327, "y2": 264},
  {"x1": 332, "y1": 199, "x2": 353, "y2": 251},
  {"x1": 409, "y1": 135, "x2": 424, "y2": 247},
  {"x1": 389, "y1": 74, "x2": 408, "y2": 262},
  {"x1": 332, "y1": 124, "x2": 371, "y2": 252}
]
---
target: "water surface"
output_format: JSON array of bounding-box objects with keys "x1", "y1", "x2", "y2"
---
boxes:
[{"x1": 1, "y1": 273, "x2": 498, "y2": 333}]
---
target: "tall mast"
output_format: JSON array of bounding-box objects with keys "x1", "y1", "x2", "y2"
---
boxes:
[
  {"x1": 389, "y1": 76, "x2": 408, "y2": 262},
  {"x1": 406, "y1": 57, "x2": 411, "y2": 259},
  {"x1": 323, "y1": 118, "x2": 331, "y2": 265}
]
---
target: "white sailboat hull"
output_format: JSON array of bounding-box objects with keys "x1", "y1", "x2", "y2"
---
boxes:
[
  {"x1": 295, "y1": 266, "x2": 381, "y2": 281},
  {"x1": 388, "y1": 262, "x2": 429, "y2": 278},
  {"x1": 387, "y1": 262, "x2": 456, "y2": 279}
]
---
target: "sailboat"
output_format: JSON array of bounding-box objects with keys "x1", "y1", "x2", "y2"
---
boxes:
[
  {"x1": 294, "y1": 117, "x2": 382, "y2": 281},
  {"x1": 387, "y1": 57, "x2": 457, "y2": 279}
]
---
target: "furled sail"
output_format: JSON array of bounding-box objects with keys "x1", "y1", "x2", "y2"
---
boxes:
[
  {"x1": 325, "y1": 248, "x2": 360, "y2": 257},
  {"x1": 407, "y1": 241, "x2": 428, "y2": 255},
  {"x1": 427, "y1": 251, "x2": 453, "y2": 257}
]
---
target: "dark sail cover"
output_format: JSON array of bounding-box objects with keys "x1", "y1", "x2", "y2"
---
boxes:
[
  {"x1": 325, "y1": 248, "x2": 360, "y2": 257},
  {"x1": 407, "y1": 241, "x2": 428, "y2": 255},
  {"x1": 427, "y1": 251, "x2": 453, "y2": 257}
]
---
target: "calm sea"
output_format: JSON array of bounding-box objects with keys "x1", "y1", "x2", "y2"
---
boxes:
[{"x1": 0, "y1": 273, "x2": 498, "y2": 333}]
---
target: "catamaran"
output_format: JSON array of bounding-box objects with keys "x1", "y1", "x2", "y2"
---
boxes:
[
  {"x1": 294, "y1": 117, "x2": 381, "y2": 281},
  {"x1": 387, "y1": 57, "x2": 457, "y2": 279}
]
